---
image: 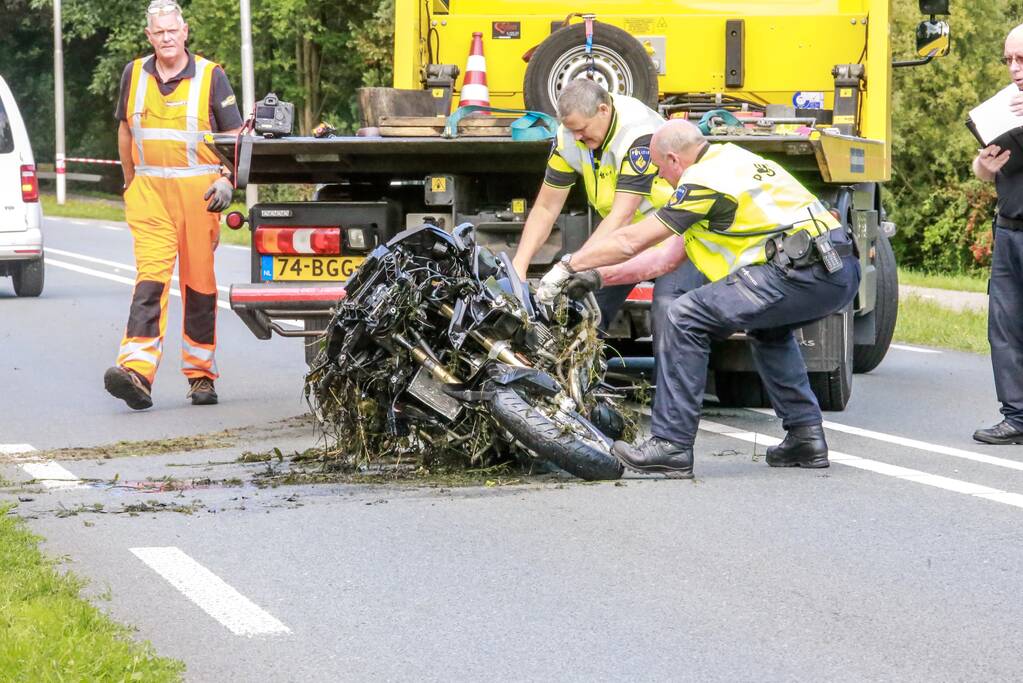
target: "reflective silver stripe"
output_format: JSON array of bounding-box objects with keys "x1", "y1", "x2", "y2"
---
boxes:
[
  {"x1": 182, "y1": 339, "x2": 215, "y2": 361},
  {"x1": 118, "y1": 338, "x2": 163, "y2": 367},
  {"x1": 182, "y1": 340, "x2": 217, "y2": 374},
  {"x1": 131, "y1": 57, "x2": 153, "y2": 166},
  {"x1": 135, "y1": 128, "x2": 209, "y2": 143},
  {"x1": 186, "y1": 57, "x2": 212, "y2": 167},
  {"x1": 697, "y1": 237, "x2": 737, "y2": 269},
  {"x1": 135, "y1": 164, "x2": 221, "y2": 178}
]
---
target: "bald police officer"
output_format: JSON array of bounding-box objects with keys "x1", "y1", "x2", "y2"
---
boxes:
[{"x1": 537, "y1": 120, "x2": 860, "y2": 478}]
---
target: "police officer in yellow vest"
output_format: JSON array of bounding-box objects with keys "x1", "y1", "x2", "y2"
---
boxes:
[
  {"x1": 512, "y1": 80, "x2": 678, "y2": 328},
  {"x1": 537, "y1": 119, "x2": 860, "y2": 478},
  {"x1": 104, "y1": 0, "x2": 242, "y2": 410}
]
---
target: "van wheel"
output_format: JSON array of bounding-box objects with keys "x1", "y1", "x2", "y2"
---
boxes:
[
  {"x1": 853, "y1": 233, "x2": 898, "y2": 373},
  {"x1": 12, "y1": 259, "x2": 44, "y2": 297},
  {"x1": 523, "y1": 22, "x2": 660, "y2": 116}
]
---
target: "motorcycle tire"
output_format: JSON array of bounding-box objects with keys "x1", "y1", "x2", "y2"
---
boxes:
[{"x1": 489, "y1": 387, "x2": 624, "y2": 481}]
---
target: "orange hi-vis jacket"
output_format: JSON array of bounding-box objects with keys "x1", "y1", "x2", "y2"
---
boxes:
[
  {"x1": 126, "y1": 54, "x2": 222, "y2": 177},
  {"x1": 116, "y1": 54, "x2": 223, "y2": 386}
]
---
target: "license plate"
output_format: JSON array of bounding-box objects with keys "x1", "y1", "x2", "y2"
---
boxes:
[{"x1": 261, "y1": 255, "x2": 365, "y2": 281}]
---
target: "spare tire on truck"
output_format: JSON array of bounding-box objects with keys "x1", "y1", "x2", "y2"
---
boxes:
[{"x1": 523, "y1": 22, "x2": 660, "y2": 116}]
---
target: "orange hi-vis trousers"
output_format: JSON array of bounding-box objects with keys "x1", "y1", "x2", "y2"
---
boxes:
[{"x1": 116, "y1": 173, "x2": 220, "y2": 385}]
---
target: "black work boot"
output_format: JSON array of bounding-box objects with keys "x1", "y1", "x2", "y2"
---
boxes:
[
  {"x1": 973, "y1": 420, "x2": 1023, "y2": 445},
  {"x1": 187, "y1": 377, "x2": 218, "y2": 405},
  {"x1": 103, "y1": 366, "x2": 153, "y2": 411},
  {"x1": 612, "y1": 438, "x2": 694, "y2": 479},
  {"x1": 766, "y1": 424, "x2": 829, "y2": 468}
]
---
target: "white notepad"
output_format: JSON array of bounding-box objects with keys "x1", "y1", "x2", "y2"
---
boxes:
[{"x1": 968, "y1": 83, "x2": 1023, "y2": 146}]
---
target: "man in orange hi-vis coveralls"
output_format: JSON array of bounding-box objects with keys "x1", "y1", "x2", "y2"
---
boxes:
[{"x1": 104, "y1": 0, "x2": 242, "y2": 410}]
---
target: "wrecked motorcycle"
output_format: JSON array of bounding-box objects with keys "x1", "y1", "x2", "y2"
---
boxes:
[{"x1": 305, "y1": 223, "x2": 625, "y2": 481}]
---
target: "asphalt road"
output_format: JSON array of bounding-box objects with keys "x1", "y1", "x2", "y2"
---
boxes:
[{"x1": 3, "y1": 216, "x2": 1023, "y2": 682}]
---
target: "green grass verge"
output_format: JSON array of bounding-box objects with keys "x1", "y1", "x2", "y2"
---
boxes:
[
  {"x1": 894, "y1": 293, "x2": 989, "y2": 354},
  {"x1": 898, "y1": 268, "x2": 988, "y2": 294},
  {"x1": 0, "y1": 509, "x2": 184, "y2": 681},
  {"x1": 40, "y1": 193, "x2": 251, "y2": 247},
  {"x1": 40, "y1": 193, "x2": 125, "y2": 223}
]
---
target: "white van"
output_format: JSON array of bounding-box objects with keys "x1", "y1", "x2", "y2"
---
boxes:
[{"x1": 0, "y1": 74, "x2": 43, "y2": 297}]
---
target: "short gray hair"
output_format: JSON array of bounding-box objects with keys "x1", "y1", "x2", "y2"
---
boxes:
[
  {"x1": 556, "y1": 80, "x2": 611, "y2": 119},
  {"x1": 651, "y1": 119, "x2": 705, "y2": 156},
  {"x1": 146, "y1": 0, "x2": 184, "y2": 27}
]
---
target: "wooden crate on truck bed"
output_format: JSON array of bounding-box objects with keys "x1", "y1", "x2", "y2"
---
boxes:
[{"x1": 377, "y1": 115, "x2": 517, "y2": 138}]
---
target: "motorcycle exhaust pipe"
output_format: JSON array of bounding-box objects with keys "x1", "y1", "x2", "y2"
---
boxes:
[
  {"x1": 392, "y1": 333, "x2": 461, "y2": 384},
  {"x1": 437, "y1": 303, "x2": 530, "y2": 369}
]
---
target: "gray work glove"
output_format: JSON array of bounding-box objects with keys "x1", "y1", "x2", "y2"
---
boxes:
[
  {"x1": 535, "y1": 261, "x2": 573, "y2": 305},
  {"x1": 563, "y1": 269, "x2": 603, "y2": 301},
  {"x1": 204, "y1": 176, "x2": 234, "y2": 213}
]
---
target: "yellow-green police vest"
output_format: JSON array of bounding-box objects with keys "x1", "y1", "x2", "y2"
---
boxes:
[
  {"x1": 551, "y1": 94, "x2": 674, "y2": 219},
  {"x1": 674, "y1": 143, "x2": 839, "y2": 282}
]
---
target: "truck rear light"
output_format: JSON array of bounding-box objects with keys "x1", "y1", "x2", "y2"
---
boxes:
[
  {"x1": 626, "y1": 284, "x2": 654, "y2": 302},
  {"x1": 225, "y1": 211, "x2": 246, "y2": 229},
  {"x1": 345, "y1": 227, "x2": 367, "y2": 250},
  {"x1": 254, "y1": 226, "x2": 341, "y2": 254},
  {"x1": 20, "y1": 165, "x2": 39, "y2": 203}
]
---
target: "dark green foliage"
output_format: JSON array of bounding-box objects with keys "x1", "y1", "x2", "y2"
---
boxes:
[
  {"x1": 890, "y1": 0, "x2": 1019, "y2": 272},
  {"x1": 3, "y1": 0, "x2": 394, "y2": 166}
]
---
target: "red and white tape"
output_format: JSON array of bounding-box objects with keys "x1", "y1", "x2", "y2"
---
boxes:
[{"x1": 64, "y1": 157, "x2": 121, "y2": 166}]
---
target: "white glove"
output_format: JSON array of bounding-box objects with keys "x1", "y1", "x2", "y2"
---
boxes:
[{"x1": 535, "y1": 261, "x2": 574, "y2": 305}]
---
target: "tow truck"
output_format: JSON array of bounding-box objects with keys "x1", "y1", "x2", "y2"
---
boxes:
[{"x1": 211, "y1": 0, "x2": 952, "y2": 410}]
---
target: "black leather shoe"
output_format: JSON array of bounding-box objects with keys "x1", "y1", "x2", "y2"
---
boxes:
[
  {"x1": 612, "y1": 438, "x2": 694, "y2": 478},
  {"x1": 766, "y1": 424, "x2": 829, "y2": 468},
  {"x1": 973, "y1": 420, "x2": 1023, "y2": 445}
]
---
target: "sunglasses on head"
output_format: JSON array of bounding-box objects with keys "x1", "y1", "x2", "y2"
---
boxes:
[{"x1": 147, "y1": 1, "x2": 181, "y2": 15}]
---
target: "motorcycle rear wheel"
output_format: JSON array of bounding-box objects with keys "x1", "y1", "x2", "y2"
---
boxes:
[{"x1": 489, "y1": 387, "x2": 624, "y2": 481}]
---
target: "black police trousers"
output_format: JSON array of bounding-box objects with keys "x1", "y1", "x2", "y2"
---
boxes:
[
  {"x1": 595, "y1": 260, "x2": 708, "y2": 352},
  {"x1": 652, "y1": 255, "x2": 860, "y2": 447},
  {"x1": 989, "y1": 226, "x2": 1023, "y2": 429}
]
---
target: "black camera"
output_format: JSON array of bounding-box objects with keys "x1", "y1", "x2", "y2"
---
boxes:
[{"x1": 253, "y1": 92, "x2": 294, "y2": 138}]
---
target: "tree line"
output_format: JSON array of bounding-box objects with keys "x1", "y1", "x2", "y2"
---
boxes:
[{"x1": 0, "y1": 0, "x2": 1019, "y2": 273}]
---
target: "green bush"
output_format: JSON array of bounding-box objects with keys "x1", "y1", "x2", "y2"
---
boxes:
[{"x1": 888, "y1": 0, "x2": 1017, "y2": 274}]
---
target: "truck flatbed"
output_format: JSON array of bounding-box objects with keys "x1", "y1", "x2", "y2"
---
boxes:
[{"x1": 206, "y1": 130, "x2": 883, "y2": 187}]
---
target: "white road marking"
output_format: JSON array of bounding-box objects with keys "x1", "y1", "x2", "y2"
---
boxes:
[
  {"x1": 748, "y1": 408, "x2": 1023, "y2": 473},
  {"x1": 130, "y1": 547, "x2": 291, "y2": 637},
  {"x1": 45, "y1": 258, "x2": 230, "y2": 310},
  {"x1": 700, "y1": 420, "x2": 1023, "y2": 510},
  {"x1": 0, "y1": 443, "x2": 36, "y2": 455},
  {"x1": 46, "y1": 247, "x2": 231, "y2": 294},
  {"x1": 277, "y1": 319, "x2": 304, "y2": 329},
  {"x1": 20, "y1": 461, "x2": 83, "y2": 489},
  {"x1": 890, "y1": 343, "x2": 942, "y2": 354}
]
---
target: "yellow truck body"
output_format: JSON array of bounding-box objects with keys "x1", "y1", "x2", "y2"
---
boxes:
[{"x1": 394, "y1": 0, "x2": 893, "y2": 180}]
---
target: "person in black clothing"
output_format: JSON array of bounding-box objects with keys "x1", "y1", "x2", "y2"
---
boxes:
[{"x1": 971, "y1": 25, "x2": 1023, "y2": 444}]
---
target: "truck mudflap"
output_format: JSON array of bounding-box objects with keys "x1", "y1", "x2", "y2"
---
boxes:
[{"x1": 229, "y1": 283, "x2": 347, "y2": 340}]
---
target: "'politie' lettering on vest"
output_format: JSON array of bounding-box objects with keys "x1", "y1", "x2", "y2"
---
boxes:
[{"x1": 670, "y1": 143, "x2": 839, "y2": 281}]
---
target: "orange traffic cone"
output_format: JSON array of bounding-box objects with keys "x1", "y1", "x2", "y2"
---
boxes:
[{"x1": 458, "y1": 32, "x2": 491, "y2": 110}]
